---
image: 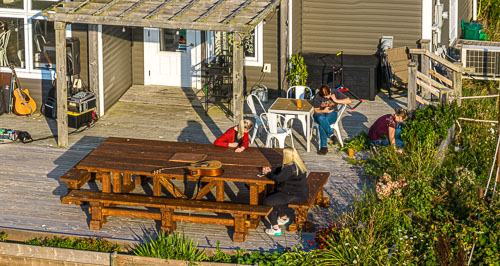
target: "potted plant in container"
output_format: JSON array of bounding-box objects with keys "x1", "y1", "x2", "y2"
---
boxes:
[{"x1": 286, "y1": 54, "x2": 308, "y2": 86}]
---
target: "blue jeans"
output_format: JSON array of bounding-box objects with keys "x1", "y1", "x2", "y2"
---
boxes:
[
  {"x1": 313, "y1": 111, "x2": 338, "y2": 147},
  {"x1": 370, "y1": 128, "x2": 404, "y2": 148}
]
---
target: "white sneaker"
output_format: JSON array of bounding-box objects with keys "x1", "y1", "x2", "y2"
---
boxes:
[
  {"x1": 265, "y1": 228, "x2": 283, "y2": 236},
  {"x1": 277, "y1": 217, "x2": 290, "y2": 225}
]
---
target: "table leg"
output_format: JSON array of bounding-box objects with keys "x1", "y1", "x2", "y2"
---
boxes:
[
  {"x1": 215, "y1": 180, "x2": 224, "y2": 202},
  {"x1": 101, "y1": 172, "x2": 111, "y2": 193},
  {"x1": 249, "y1": 184, "x2": 266, "y2": 229},
  {"x1": 306, "y1": 113, "x2": 311, "y2": 152},
  {"x1": 112, "y1": 172, "x2": 122, "y2": 193},
  {"x1": 153, "y1": 176, "x2": 161, "y2": 196}
]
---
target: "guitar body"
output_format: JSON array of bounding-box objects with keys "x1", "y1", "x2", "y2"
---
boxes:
[
  {"x1": 9, "y1": 63, "x2": 36, "y2": 116},
  {"x1": 185, "y1": 160, "x2": 223, "y2": 177},
  {"x1": 152, "y1": 160, "x2": 224, "y2": 177},
  {"x1": 13, "y1": 88, "x2": 36, "y2": 115}
]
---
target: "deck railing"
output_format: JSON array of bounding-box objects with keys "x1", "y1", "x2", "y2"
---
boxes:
[{"x1": 407, "y1": 41, "x2": 466, "y2": 111}]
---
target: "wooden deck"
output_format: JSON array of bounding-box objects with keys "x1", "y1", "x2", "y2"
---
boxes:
[{"x1": 0, "y1": 85, "x2": 407, "y2": 251}]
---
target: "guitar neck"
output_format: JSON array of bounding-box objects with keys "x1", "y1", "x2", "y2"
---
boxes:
[
  {"x1": 9, "y1": 64, "x2": 22, "y2": 90},
  {"x1": 152, "y1": 165, "x2": 187, "y2": 174}
]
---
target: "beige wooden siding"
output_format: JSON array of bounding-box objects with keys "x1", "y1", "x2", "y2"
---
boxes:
[
  {"x1": 102, "y1": 25, "x2": 132, "y2": 111},
  {"x1": 440, "y1": 0, "x2": 472, "y2": 46},
  {"x1": 302, "y1": 0, "x2": 422, "y2": 55},
  {"x1": 244, "y1": 8, "x2": 279, "y2": 95},
  {"x1": 132, "y1": 27, "x2": 144, "y2": 85},
  {"x1": 71, "y1": 24, "x2": 89, "y2": 87},
  {"x1": 292, "y1": 0, "x2": 302, "y2": 54},
  {"x1": 458, "y1": 0, "x2": 473, "y2": 37}
]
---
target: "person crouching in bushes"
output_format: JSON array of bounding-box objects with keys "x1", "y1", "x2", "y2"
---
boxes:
[
  {"x1": 312, "y1": 85, "x2": 352, "y2": 155},
  {"x1": 368, "y1": 108, "x2": 409, "y2": 153},
  {"x1": 214, "y1": 119, "x2": 253, "y2": 152},
  {"x1": 261, "y1": 147, "x2": 308, "y2": 236}
]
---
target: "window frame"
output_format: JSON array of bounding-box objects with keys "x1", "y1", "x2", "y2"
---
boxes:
[
  {"x1": 244, "y1": 22, "x2": 263, "y2": 67},
  {"x1": 0, "y1": 0, "x2": 62, "y2": 79}
]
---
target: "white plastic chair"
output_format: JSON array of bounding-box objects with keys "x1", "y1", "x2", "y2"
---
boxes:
[
  {"x1": 260, "y1": 112, "x2": 294, "y2": 148},
  {"x1": 311, "y1": 104, "x2": 347, "y2": 149},
  {"x1": 286, "y1": 85, "x2": 313, "y2": 100},
  {"x1": 0, "y1": 30, "x2": 11, "y2": 67},
  {"x1": 246, "y1": 93, "x2": 266, "y2": 144},
  {"x1": 285, "y1": 85, "x2": 313, "y2": 138}
]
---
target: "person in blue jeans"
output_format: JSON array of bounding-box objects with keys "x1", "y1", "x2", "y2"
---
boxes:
[
  {"x1": 368, "y1": 109, "x2": 409, "y2": 153},
  {"x1": 312, "y1": 85, "x2": 352, "y2": 155}
]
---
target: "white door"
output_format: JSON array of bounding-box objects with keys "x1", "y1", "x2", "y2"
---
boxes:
[{"x1": 144, "y1": 28, "x2": 201, "y2": 88}]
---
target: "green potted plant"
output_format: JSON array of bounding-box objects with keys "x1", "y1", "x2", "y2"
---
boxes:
[{"x1": 286, "y1": 54, "x2": 308, "y2": 86}]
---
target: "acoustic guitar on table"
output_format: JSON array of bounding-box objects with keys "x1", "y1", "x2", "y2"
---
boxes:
[
  {"x1": 152, "y1": 160, "x2": 223, "y2": 177},
  {"x1": 9, "y1": 63, "x2": 36, "y2": 116}
]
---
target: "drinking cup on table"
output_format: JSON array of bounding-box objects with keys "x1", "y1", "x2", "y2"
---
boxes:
[{"x1": 296, "y1": 99, "x2": 302, "y2": 109}]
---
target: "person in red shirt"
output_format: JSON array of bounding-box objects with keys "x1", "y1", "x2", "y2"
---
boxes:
[
  {"x1": 214, "y1": 119, "x2": 253, "y2": 152},
  {"x1": 368, "y1": 109, "x2": 408, "y2": 152}
]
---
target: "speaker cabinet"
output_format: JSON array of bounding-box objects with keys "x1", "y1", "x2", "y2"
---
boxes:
[{"x1": 66, "y1": 37, "x2": 80, "y2": 76}]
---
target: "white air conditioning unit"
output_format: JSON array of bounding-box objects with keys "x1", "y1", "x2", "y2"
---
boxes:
[{"x1": 458, "y1": 39, "x2": 500, "y2": 77}]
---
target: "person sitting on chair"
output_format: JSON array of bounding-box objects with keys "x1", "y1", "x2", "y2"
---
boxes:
[
  {"x1": 214, "y1": 119, "x2": 253, "y2": 152},
  {"x1": 368, "y1": 108, "x2": 409, "y2": 153},
  {"x1": 262, "y1": 147, "x2": 308, "y2": 236},
  {"x1": 312, "y1": 85, "x2": 352, "y2": 155}
]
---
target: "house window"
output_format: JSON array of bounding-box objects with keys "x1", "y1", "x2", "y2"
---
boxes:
[
  {"x1": 0, "y1": 0, "x2": 23, "y2": 9},
  {"x1": 160, "y1": 29, "x2": 186, "y2": 52},
  {"x1": 0, "y1": 0, "x2": 59, "y2": 76},
  {"x1": 31, "y1": 0, "x2": 58, "y2": 11},
  {"x1": 243, "y1": 22, "x2": 263, "y2": 67},
  {"x1": 32, "y1": 19, "x2": 55, "y2": 69},
  {"x1": 0, "y1": 17, "x2": 25, "y2": 68}
]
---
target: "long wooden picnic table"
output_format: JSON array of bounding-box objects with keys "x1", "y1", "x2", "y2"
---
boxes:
[{"x1": 74, "y1": 137, "x2": 284, "y2": 228}]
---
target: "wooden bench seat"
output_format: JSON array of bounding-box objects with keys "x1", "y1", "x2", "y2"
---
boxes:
[
  {"x1": 288, "y1": 172, "x2": 330, "y2": 232},
  {"x1": 63, "y1": 190, "x2": 272, "y2": 242},
  {"x1": 59, "y1": 168, "x2": 91, "y2": 193}
]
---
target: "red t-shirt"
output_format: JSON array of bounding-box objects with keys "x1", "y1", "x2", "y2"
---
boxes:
[{"x1": 368, "y1": 114, "x2": 397, "y2": 141}]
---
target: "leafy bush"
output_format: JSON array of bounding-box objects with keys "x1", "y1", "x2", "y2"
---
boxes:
[
  {"x1": 25, "y1": 235, "x2": 120, "y2": 252},
  {"x1": 286, "y1": 54, "x2": 308, "y2": 86},
  {"x1": 131, "y1": 231, "x2": 207, "y2": 262},
  {"x1": 0, "y1": 232, "x2": 7, "y2": 242},
  {"x1": 340, "y1": 131, "x2": 370, "y2": 152}
]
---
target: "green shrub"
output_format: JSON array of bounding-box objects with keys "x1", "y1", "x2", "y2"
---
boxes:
[
  {"x1": 0, "y1": 232, "x2": 7, "y2": 242},
  {"x1": 131, "y1": 231, "x2": 207, "y2": 262},
  {"x1": 25, "y1": 235, "x2": 119, "y2": 252},
  {"x1": 340, "y1": 131, "x2": 370, "y2": 152}
]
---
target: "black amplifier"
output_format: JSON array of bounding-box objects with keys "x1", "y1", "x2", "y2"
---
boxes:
[{"x1": 68, "y1": 91, "x2": 97, "y2": 113}]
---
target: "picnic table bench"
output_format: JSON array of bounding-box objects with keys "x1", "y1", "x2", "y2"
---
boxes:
[
  {"x1": 63, "y1": 190, "x2": 272, "y2": 242},
  {"x1": 289, "y1": 172, "x2": 330, "y2": 232}
]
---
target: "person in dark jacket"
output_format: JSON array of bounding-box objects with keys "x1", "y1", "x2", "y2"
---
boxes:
[
  {"x1": 214, "y1": 119, "x2": 253, "y2": 152},
  {"x1": 262, "y1": 147, "x2": 308, "y2": 236}
]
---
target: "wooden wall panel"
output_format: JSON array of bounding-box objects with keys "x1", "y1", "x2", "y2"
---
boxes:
[
  {"x1": 102, "y1": 25, "x2": 132, "y2": 111},
  {"x1": 302, "y1": 0, "x2": 422, "y2": 55}
]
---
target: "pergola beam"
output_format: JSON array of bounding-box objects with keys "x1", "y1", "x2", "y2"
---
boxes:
[
  {"x1": 55, "y1": 21, "x2": 68, "y2": 148},
  {"x1": 46, "y1": 13, "x2": 255, "y2": 32},
  {"x1": 170, "y1": 0, "x2": 202, "y2": 20},
  {"x1": 118, "y1": 0, "x2": 147, "y2": 17},
  {"x1": 143, "y1": 0, "x2": 175, "y2": 19},
  {"x1": 222, "y1": 0, "x2": 251, "y2": 23},
  {"x1": 93, "y1": 0, "x2": 121, "y2": 16},
  {"x1": 195, "y1": 0, "x2": 226, "y2": 22},
  {"x1": 232, "y1": 32, "x2": 244, "y2": 124}
]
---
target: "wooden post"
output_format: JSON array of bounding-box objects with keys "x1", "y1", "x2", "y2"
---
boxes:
[
  {"x1": 279, "y1": 0, "x2": 289, "y2": 97},
  {"x1": 232, "y1": 32, "x2": 244, "y2": 124},
  {"x1": 453, "y1": 62, "x2": 463, "y2": 106},
  {"x1": 421, "y1": 39, "x2": 431, "y2": 99},
  {"x1": 407, "y1": 62, "x2": 417, "y2": 112},
  {"x1": 55, "y1": 22, "x2": 68, "y2": 148},
  {"x1": 88, "y1": 24, "x2": 100, "y2": 114}
]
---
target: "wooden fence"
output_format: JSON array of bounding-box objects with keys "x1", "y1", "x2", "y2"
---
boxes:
[{"x1": 407, "y1": 40, "x2": 466, "y2": 111}]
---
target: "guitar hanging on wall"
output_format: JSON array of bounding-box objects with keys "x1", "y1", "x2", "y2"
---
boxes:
[{"x1": 9, "y1": 63, "x2": 36, "y2": 116}]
